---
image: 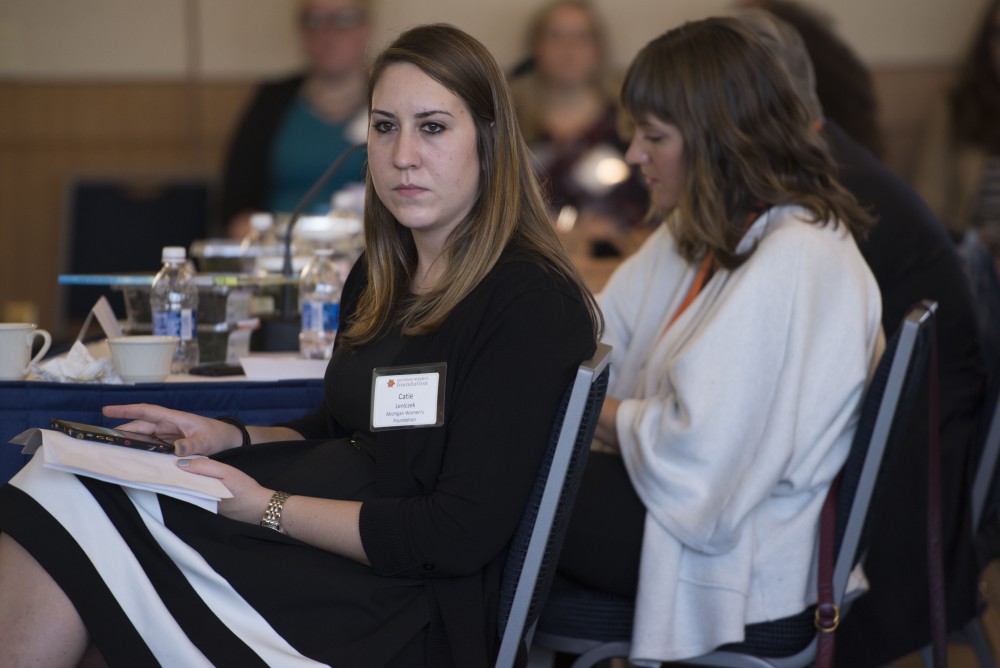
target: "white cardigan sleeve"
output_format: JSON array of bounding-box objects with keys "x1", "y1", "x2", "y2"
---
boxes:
[
  {"x1": 598, "y1": 225, "x2": 690, "y2": 400},
  {"x1": 616, "y1": 216, "x2": 881, "y2": 555}
]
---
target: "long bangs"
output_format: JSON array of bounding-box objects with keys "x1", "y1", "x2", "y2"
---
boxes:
[
  {"x1": 621, "y1": 23, "x2": 738, "y2": 147},
  {"x1": 621, "y1": 43, "x2": 680, "y2": 126}
]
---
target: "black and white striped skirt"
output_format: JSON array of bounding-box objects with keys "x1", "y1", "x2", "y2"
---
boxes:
[{"x1": 0, "y1": 439, "x2": 431, "y2": 667}]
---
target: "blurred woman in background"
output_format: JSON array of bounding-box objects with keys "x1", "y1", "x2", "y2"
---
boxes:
[
  {"x1": 509, "y1": 0, "x2": 649, "y2": 286},
  {"x1": 0, "y1": 23, "x2": 599, "y2": 667},
  {"x1": 220, "y1": 0, "x2": 372, "y2": 238}
]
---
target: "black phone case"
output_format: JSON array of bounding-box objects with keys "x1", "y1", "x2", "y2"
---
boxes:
[{"x1": 50, "y1": 419, "x2": 175, "y2": 455}]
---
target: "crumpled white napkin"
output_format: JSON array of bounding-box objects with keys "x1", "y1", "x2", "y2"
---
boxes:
[{"x1": 30, "y1": 341, "x2": 122, "y2": 384}]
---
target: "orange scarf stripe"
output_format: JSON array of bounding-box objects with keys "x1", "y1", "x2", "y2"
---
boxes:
[
  {"x1": 663, "y1": 206, "x2": 765, "y2": 334},
  {"x1": 665, "y1": 253, "x2": 714, "y2": 332}
]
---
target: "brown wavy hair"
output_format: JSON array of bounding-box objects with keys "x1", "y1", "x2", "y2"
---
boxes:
[
  {"x1": 340, "y1": 23, "x2": 602, "y2": 346},
  {"x1": 621, "y1": 17, "x2": 873, "y2": 270}
]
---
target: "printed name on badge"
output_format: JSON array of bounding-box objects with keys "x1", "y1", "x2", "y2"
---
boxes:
[{"x1": 371, "y1": 363, "x2": 446, "y2": 430}]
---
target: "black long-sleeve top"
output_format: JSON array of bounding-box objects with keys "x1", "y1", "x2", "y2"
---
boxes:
[{"x1": 282, "y1": 248, "x2": 596, "y2": 666}]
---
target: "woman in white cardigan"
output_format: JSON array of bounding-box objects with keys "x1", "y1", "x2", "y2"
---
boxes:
[{"x1": 557, "y1": 17, "x2": 884, "y2": 664}]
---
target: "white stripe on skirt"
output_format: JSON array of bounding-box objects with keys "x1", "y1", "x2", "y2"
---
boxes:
[{"x1": 10, "y1": 453, "x2": 327, "y2": 667}]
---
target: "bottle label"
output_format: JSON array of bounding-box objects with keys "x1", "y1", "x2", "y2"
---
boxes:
[
  {"x1": 302, "y1": 301, "x2": 340, "y2": 332},
  {"x1": 180, "y1": 308, "x2": 197, "y2": 341},
  {"x1": 153, "y1": 309, "x2": 198, "y2": 340}
]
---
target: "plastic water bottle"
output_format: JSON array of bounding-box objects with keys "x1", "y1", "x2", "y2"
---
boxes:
[
  {"x1": 240, "y1": 212, "x2": 279, "y2": 272},
  {"x1": 299, "y1": 248, "x2": 341, "y2": 359},
  {"x1": 150, "y1": 246, "x2": 199, "y2": 373}
]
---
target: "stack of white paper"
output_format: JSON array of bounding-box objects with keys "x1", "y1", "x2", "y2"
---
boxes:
[
  {"x1": 22, "y1": 429, "x2": 232, "y2": 512},
  {"x1": 239, "y1": 353, "x2": 328, "y2": 380}
]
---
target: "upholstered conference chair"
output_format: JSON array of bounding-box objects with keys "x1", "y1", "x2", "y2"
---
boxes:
[
  {"x1": 530, "y1": 302, "x2": 940, "y2": 668},
  {"x1": 495, "y1": 343, "x2": 611, "y2": 668}
]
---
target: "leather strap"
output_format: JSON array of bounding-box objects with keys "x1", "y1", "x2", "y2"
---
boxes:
[
  {"x1": 926, "y1": 315, "x2": 947, "y2": 667},
  {"x1": 815, "y1": 475, "x2": 841, "y2": 668},
  {"x1": 815, "y1": 310, "x2": 946, "y2": 667}
]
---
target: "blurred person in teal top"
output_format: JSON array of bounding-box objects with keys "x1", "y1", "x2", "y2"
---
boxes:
[{"x1": 220, "y1": 0, "x2": 371, "y2": 239}]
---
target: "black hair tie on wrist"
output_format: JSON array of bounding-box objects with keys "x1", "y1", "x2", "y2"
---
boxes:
[{"x1": 214, "y1": 415, "x2": 251, "y2": 448}]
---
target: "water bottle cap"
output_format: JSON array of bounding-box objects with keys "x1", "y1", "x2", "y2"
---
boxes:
[
  {"x1": 162, "y1": 246, "x2": 186, "y2": 262},
  {"x1": 249, "y1": 212, "x2": 274, "y2": 231}
]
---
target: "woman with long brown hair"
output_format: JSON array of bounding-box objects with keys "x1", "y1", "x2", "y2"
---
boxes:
[
  {"x1": 0, "y1": 24, "x2": 599, "y2": 668},
  {"x1": 556, "y1": 17, "x2": 882, "y2": 663}
]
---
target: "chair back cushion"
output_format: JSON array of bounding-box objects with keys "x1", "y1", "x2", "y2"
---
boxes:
[
  {"x1": 835, "y1": 304, "x2": 934, "y2": 566},
  {"x1": 497, "y1": 365, "x2": 609, "y2": 637}
]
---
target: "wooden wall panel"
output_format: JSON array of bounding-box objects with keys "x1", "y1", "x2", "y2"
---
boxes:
[
  {"x1": 871, "y1": 63, "x2": 955, "y2": 183},
  {"x1": 0, "y1": 81, "x2": 254, "y2": 341}
]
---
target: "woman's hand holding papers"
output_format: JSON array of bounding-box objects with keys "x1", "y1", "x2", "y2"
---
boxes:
[
  {"x1": 176, "y1": 457, "x2": 275, "y2": 524},
  {"x1": 103, "y1": 403, "x2": 276, "y2": 522}
]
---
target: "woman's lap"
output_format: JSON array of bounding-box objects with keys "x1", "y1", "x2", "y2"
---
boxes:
[
  {"x1": 559, "y1": 449, "x2": 645, "y2": 598},
  {"x1": 2, "y1": 439, "x2": 430, "y2": 666}
]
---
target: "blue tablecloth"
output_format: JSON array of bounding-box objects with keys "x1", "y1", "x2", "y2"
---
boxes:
[{"x1": 0, "y1": 379, "x2": 325, "y2": 485}]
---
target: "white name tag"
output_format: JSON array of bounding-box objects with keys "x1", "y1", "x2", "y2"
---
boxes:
[{"x1": 370, "y1": 363, "x2": 446, "y2": 430}]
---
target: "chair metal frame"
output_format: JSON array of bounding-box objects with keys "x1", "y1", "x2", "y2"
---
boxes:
[
  {"x1": 531, "y1": 302, "x2": 939, "y2": 668},
  {"x1": 494, "y1": 343, "x2": 612, "y2": 668},
  {"x1": 919, "y1": 374, "x2": 1000, "y2": 667},
  {"x1": 972, "y1": 383, "x2": 1000, "y2": 549},
  {"x1": 955, "y1": 382, "x2": 1000, "y2": 668}
]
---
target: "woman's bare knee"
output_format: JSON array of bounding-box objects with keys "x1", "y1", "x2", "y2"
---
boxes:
[{"x1": 0, "y1": 533, "x2": 89, "y2": 667}]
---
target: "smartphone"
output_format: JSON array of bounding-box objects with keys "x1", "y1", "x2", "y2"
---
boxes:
[
  {"x1": 50, "y1": 419, "x2": 176, "y2": 455},
  {"x1": 189, "y1": 362, "x2": 244, "y2": 377}
]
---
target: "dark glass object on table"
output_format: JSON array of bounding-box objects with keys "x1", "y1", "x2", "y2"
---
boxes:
[{"x1": 188, "y1": 362, "x2": 245, "y2": 377}]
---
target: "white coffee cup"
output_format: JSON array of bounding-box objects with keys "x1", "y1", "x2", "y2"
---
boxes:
[
  {"x1": 107, "y1": 335, "x2": 179, "y2": 383},
  {"x1": 0, "y1": 323, "x2": 52, "y2": 380}
]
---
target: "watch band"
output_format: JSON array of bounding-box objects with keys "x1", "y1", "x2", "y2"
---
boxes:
[
  {"x1": 214, "y1": 415, "x2": 251, "y2": 448},
  {"x1": 260, "y1": 491, "x2": 291, "y2": 532}
]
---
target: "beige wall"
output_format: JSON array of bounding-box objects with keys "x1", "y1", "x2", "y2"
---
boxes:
[
  {"x1": 0, "y1": 0, "x2": 989, "y2": 79},
  {"x1": 0, "y1": 0, "x2": 991, "y2": 338}
]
